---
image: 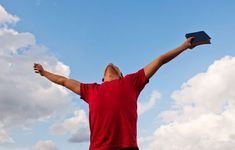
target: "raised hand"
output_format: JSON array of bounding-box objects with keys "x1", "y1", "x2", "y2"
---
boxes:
[
  {"x1": 184, "y1": 36, "x2": 210, "y2": 49},
  {"x1": 183, "y1": 37, "x2": 196, "y2": 49},
  {"x1": 33, "y1": 63, "x2": 45, "y2": 76}
]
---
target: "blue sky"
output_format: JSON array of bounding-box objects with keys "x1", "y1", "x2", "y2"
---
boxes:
[{"x1": 0, "y1": 1, "x2": 235, "y2": 150}]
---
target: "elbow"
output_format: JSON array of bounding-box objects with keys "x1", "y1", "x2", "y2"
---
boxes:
[{"x1": 57, "y1": 77, "x2": 67, "y2": 86}]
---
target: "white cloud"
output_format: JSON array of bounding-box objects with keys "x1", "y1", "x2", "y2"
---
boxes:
[
  {"x1": 31, "y1": 140, "x2": 58, "y2": 150},
  {"x1": 50, "y1": 109, "x2": 90, "y2": 143},
  {"x1": 0, "y1": 140, "x2": 57, "y2": 150},
  {"x1": 0, "y1": 28, "x2": 35, "y2": 55},
  {"x1": 0, "y1": 5, "x2": 19, "y2": 25},
  {"x1": 168, "y1": 56, "x2": 235, "y2": 122},
  {"x1": 0, "y1": 128, "x2": 14, "y2": 143},
  {"x1": 138, "y1": 90, "x2": 161, "y2": 115},
  {"x1": 0, "y1": 4, "x2": 72, "y2": 144},
  {"x1": 150, "y1": 104, "x2": 235, "y2": 150},
  {"x1": 0, "y1": 37, "x2": 72, "y2": 128},
  {"x1": 140, "y1": 56, "x2": 235, "y2": 150},
  {"x1": 0, "y1": 147, "x2": 28, "y2": 150}
]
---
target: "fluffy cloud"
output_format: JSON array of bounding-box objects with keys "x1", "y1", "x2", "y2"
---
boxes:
[
  {"x1": 0, "y1": 28, "x2": 35, "y2": 55},
  {"x1": 150, "y1": 104, "x2": 235, "y2": 150},
  {"x1": 0, "y1": 4, "x2": 72, "y2": 143},
  {"x1": 141, "y1": 56, "x2": 235, "y2": 150},
  {"x1": 0, "y1": 140, "x2": 57, "y2": 150},
  {"x1": 31, "y1": 140, "x2": 58, "y2": 150},
  {"x1": 138, "y1": 90, "x2": 161, "y2": 115},
  {"x1": 0, "y1": 147, "x2": 28, "y2": 150},
  {"x1": 50, "y1": 109, "x2": 90, "y2": 143},
  {"x1": 164, "y1": 56, "x2": 235, "y2": 122},
  {"x1": 0, "y1": 128, "x2": 14, "y2": 143},
  {"x1": 0, "y1": 29, "x2": 71, "y2": 129},
  {"x1": 0, "y1": 5, "x2": 19, "y2": 25}
]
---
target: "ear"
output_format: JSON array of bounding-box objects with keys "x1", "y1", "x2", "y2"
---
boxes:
[{"x1": 120, "y1": 72, "x2": 123, "y2": 78}]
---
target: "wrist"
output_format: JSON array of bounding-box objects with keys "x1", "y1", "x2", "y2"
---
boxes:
[
  {"x1": 41, "y1": 70, "x2": 46, "y2": 76},
  {"x1": 180, "y1": 43, "x2": 189, "y2": 51}
]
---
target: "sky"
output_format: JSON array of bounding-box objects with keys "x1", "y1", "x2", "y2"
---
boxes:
[{"x1": 0, "y1": 0, "x2": 235, "y2": 150}]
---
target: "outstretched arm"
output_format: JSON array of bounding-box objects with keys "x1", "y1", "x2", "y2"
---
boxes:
[
  {"x1": 34, "y1": 63, "x2": 81, "y2": 95},
  {"x1": 144, "y1": 37, "x2": 196, "y2": 79}
]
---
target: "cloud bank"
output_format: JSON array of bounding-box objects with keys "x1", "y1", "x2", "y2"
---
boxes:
[
  {"x1": 140, "y1": 56, "x2": 235, "y2": 150},
  {"x1": 138, "y1": 90, "x2": 161, "y2": 115},
  {"x1": 31, "y1": 140, "x2": 58, "y2": 150},
  {"x1": 50, "y1": 109, "x2": 90, "y2": 143},
  {"x1": 0, "y1": 4, "x2": 72, "y2": 143},
  {"x1": 0, "y1": 5, "x2": 19, "y2": 25}
]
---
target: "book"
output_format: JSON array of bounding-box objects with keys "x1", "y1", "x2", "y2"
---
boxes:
[{"x1": 185, "y1": 31, "x2": 211, "y2": 46}]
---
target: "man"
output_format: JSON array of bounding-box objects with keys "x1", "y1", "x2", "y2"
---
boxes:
[{"x1": 34, "y1": 37, "x2": 199, "y2": 150}]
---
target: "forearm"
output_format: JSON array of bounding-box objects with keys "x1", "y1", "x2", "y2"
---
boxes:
[
  {"x1": 42, "y1": 71, "x2": 67, "y2": 86},
  {"x1": 159, "y1": 43, "x2": 188, "y2": 65},
  {"x1": 144, "y1": 44, "x2": 188, "y2": 79}
]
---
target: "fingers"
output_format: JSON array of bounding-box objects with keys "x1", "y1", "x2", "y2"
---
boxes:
[
  {"x1": 33, "y1": 63, "x2": 41, "y2": 74},
  {"x1": 185, "y1": 37, "x2": 195, "y2": 49},
  {"x1": 34, "y1": 67, "x2": 39, "y2": 74},
  {"x1": 33, "y1": 63, "x2": 42, "y2": 69},
  {"x1": 33, "y1": 65, "x2": 39, "y2": 71},
  {"x1": 188, "y1": 36, "x2": 195, "y2": 40},
  {"x1": 187, "y1": 37, "x2": 195, "y2": 43},
  {"x1": 34, "y1": 63, "x2": 38, "y2": 67},
  {"x1": 34, "y1": 63, "x2": 40, "y2": 67}
]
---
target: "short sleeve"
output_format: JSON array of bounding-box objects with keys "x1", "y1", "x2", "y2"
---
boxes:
[
  {"x1": 80, "y1": 83, "x2": 98, "y2": 103},
  {"x1": 126, "y1": 68, "x2": 149, "y2": 94}
]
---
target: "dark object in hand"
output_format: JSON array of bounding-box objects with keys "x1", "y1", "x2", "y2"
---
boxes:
[{"x1": 185, "y1": 31, "x2": 211, "y2": 46}]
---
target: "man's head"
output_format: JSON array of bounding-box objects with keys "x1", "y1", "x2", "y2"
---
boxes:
[{"x1": 102, "y1": 63, "x2": 123, "y2": 82}]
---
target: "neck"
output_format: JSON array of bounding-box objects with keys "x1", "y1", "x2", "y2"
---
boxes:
[{"x1": 104, "y1": 74, "x2": 120, "y2": 82}]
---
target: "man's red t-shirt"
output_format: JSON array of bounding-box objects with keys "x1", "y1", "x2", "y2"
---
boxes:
[{"x1": 80, "y1": 69, "x2": 149, "y2": 150}]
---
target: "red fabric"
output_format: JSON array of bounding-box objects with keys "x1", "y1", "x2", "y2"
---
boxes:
[{"x1": 80, "y1": 69, "x2": 149, "y2": 150}]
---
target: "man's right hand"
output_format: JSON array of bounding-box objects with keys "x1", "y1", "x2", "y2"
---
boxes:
[{"x1": 34, "y1": 63, "x2": 45, "y2": 76}]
